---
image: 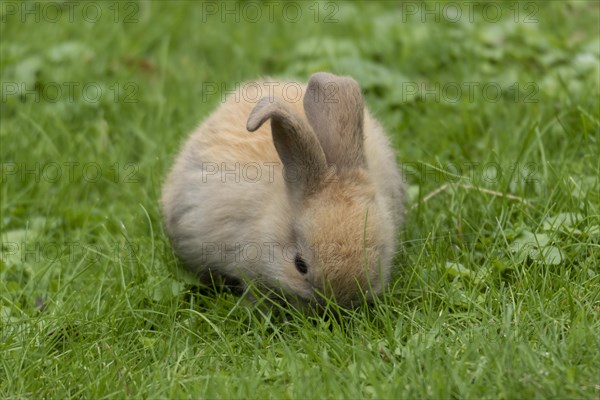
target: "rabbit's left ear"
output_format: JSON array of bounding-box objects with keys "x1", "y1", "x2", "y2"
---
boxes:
[
  {"x1": 303, "y1": 72, "x2": 366, "y2": 170},
  {"x1": 247, "y1": 96, "x2": 327, "y2": 193}
]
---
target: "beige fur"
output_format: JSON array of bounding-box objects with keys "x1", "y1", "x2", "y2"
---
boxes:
[{"x1": 161, "y1": 72, "x2": 404, "y2": 308}]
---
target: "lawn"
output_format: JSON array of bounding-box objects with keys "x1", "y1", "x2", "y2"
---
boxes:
[{"x1": 1, "y1": 1, "x2": 599, "y2": 398}]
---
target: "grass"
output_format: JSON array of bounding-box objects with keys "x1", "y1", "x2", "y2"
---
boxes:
[{"x1": 1, "y1": 1, "x2": 599, "y2": 398}]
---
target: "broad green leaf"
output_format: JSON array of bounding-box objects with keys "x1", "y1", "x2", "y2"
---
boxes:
[
  {"x1": 540, "y1": 246, "x2": 565, "y2": 265},
  {"x1": 542, "y1": 213, "x2": 583, "y2": 231},
  {"x1": 444, "y1": 262, "x2": 474, "y2": 279}
]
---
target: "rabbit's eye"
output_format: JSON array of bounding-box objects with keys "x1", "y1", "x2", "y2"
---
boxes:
[{"x1": 294, "y1": 254, "x2": 308, "y2": 274}]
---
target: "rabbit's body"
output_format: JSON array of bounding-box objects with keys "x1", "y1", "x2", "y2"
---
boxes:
[{"x1": 162, "y1": 73, "x2": 404, "y2": 307}]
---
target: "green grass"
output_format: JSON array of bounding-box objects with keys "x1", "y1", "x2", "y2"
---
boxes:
[{"x1": 1, "y1": 1, "x2": 599, "y2": 398}]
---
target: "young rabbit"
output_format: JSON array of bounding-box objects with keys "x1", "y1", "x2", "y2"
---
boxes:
[{"x1": 161, "y1": 72, "x2": 404, "y2": 308}]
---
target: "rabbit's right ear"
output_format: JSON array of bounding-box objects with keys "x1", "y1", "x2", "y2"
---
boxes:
[
  {"x1": 247, "y1": 97, "x2": 327, "y2": 193},
  {"x1": 304, "y1": 72, "x2": 366, "y2": 171}
]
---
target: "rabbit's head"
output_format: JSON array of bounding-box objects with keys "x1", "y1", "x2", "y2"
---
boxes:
[{"x1": 247, "y1": 73, "x2": 396, "y2": 308}]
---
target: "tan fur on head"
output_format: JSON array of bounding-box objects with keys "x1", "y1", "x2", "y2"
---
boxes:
[
  {"x1": 295, "y1": 171, "x2": 393, "y2": 306},
  {"x1": 161, "y1": 72, "x2": 404, "y2": 309}
]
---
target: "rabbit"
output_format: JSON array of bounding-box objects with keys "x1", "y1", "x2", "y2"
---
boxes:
[{"x1": 161, "y1": 72, "x2": 404, "y2": 308}]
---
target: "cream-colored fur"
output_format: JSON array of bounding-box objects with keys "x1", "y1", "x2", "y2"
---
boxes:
[{"x1": 161, "y1": 73, "x2": 404, "y2": 307}]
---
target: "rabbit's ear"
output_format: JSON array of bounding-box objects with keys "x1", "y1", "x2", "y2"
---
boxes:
[
  {"x1": 303, "y1": 72, "x2": 366, "y2": 170},
  {"x1": 247, "y1": 96, "x2": 327, "y2": 192}
]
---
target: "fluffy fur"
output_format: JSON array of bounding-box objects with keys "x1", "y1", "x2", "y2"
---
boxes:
[{"x1": 161, "y1": 72, "x2": 404, "y2": 308}]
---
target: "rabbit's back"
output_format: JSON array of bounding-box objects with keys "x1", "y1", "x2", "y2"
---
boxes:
[{"x1": 161, "y1": 81, "x2": 296, "y2": 278}]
